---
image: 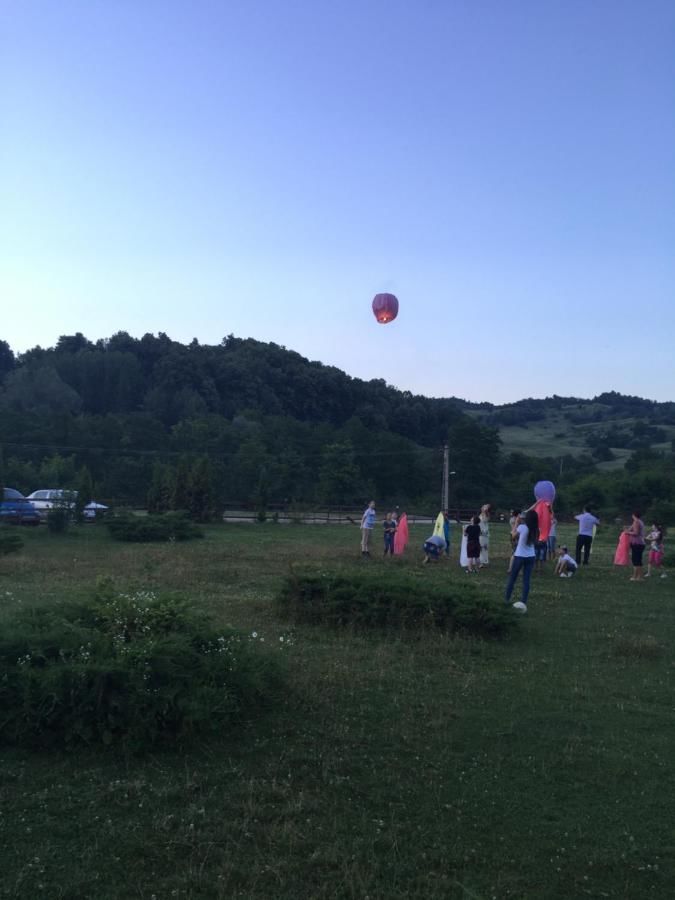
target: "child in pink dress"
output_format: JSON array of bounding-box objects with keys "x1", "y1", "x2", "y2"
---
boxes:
[{"x1": 645, "y1": 524, "x2": 666, "y2": 578}]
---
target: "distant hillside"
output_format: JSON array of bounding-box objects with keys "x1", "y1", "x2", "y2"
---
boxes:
[{"x1": 464, "y1": 393, "x2": 675, "y2": 468}]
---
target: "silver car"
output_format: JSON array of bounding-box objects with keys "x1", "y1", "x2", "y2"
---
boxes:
[{"x1": 27, "y1": 489, "x2": 78, "y2": 519}]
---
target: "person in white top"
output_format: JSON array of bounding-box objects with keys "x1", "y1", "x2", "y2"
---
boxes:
[
  {"x1": 554, "y1": 546, "x2": 578, "y2": 578},
  {"x1": 360, "y1": 501, "x2": 376, "y2": 557},
  {"x1": 574, "y1": 506, "x2": 600, "y2": 565},
  {"x1": 504, "y1": 509, "x2": 539, "y2": 612}
]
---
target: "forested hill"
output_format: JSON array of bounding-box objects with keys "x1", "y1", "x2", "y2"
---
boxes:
[
  {"x1": 0, "y1": 332, "x2": 673, "y2": 516},
  {"x1": 0, "y1": 332, "x2": 468, "y2": 444}
]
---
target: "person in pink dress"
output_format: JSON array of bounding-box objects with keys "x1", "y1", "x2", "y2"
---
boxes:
[{"x1": 393, "y1": 512, "x2": 409, "y2": 555}]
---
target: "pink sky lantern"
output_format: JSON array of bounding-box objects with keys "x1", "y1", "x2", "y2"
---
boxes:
[{"x1": 372, "y1": 293, "x2": 399, "y2": 324}]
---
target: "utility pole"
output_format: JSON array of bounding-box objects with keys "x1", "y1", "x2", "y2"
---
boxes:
[{"x1": 442, "y1": 444, "x2": 449, "y2": 511}]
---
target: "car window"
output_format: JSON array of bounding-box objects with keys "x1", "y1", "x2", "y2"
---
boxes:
[{"x1": 3, "y1": 488, "x2": 24, "y2": 500}]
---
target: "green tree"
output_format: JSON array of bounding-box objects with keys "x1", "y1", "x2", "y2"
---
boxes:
[
  {"x1": 188, "y1": 457, "x2": 215, "y2": 522},
  {"x1": 147, "y1": 462, "x2": 175, "y2": 514},
  {"x1": 171, "y1": 457, "x2": 191, "y2": 511},
  {"x1": 317, "y1": 441, "x2": 362, "y2": 505},
  {"x1": 74, "y1": 465, "x2": 95, "y2": 521}
]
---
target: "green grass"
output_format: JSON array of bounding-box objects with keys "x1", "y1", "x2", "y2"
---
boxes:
[
  {"x1": 469, "y1": 405, "x2": 675, "y2": 464},
  {"x1": 1, "y1": 522, "x2": 674, "y2": 898}
]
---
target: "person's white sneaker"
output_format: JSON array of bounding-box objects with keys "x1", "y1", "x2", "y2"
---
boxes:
[
  {"x1": 661, "y1": 573, "x2": 668, "y2": 579},
  {"x1": 560, "y1": 574, "x2": 567, "y2": 578},
  {"x1": 512, "y1": 601, "x2": 527, "y2": 613}
]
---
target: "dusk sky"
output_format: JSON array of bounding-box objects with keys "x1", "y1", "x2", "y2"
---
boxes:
[{"x1": 2, "y1": 0, "x2": 673, "y2": 404}]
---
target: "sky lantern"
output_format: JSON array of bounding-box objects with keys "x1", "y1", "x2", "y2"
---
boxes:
[
  {"x1": 372, "y1": 293, "x2": 399, "y2": 324},
  {"x1": 533, "y1": 480, "x2": 556, "y2": 542}
]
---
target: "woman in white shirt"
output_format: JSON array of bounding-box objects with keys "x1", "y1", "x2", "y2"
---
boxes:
[{"x1": 504, "y1": 509, "x2": 539, "y2": 613}]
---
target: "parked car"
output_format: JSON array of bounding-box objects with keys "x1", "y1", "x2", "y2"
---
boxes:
[
  {"x1": 27, "y1": 489, "x2": 78, "y2": 520},
  {"x1": 1, "y1": 488, "x2": 41, "y2": 526}
]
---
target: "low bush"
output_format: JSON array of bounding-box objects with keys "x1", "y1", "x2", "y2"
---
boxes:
[
  {"x1": 107, "y1": 511, "x2": 203, "y2": 542},
  {"x1": 46, "y1": 506, "x2": 70, "y2": 534},
  {"x1": 0, "y1": 579, "x2": 284, "y2": 750},
  {"x1": 276, "y1": 569, "x2": 517, "y2": 638},
  {"x1": 0, "y1": 526, "x2": 23, "y2": 556}
]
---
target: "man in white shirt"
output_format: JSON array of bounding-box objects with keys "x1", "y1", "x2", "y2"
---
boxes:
[{"x1": 574, "y1": 507, "x2": 600, "y2": 565}]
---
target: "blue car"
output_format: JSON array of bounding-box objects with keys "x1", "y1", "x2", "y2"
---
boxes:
[{"x1": 1, "y1": 488, "x2": 41, "y2": 526}]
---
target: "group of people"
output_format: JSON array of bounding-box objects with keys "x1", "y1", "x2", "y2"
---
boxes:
[
  {"x1": 359, "y1": 501, "x2": 409, "y2": 558},
  {"x1": 613, "y1": 513, "x2": 667, "y2": 582},
  {"x1": 360, "y1": 499, "x2": 667, "y2": 616}
]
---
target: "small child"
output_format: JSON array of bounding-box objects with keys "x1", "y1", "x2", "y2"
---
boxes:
[
  {"x1": 464, "y1": 515, "x2": 481, "y2": 574},
  {"x1": 645, "y1": 523, "x2": 666, "y2": 578},
  {"x1": 555, "y1": 546, "x2": 578, "y2": 578},
  {"x1": 547, "y1": 514, "x2": 558, "y2": 559},
  {"x1": 383, "y1": 512, "x2": 396, "y2": 556}
]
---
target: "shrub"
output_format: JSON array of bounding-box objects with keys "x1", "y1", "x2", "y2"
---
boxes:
[
  {"x1": 276, "y1": 569, "x2": 517, "y2": 638},
  {"x1": 107, "y1": 511, "x2": 203, "y2": 542},
  {"x1": 0, "y1": 580, "x2": 284, "y2": 750},
  {"x1": 0, "y1": 526, "x2": 23, "y2": 556},
  {"x1": 47, "y1": 506, "x2": 70, "y2": 534}
]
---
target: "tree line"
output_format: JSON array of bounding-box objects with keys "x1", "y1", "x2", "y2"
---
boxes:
[{"x1": 1, "y1": 333, "x2": 673, "y2": 522}]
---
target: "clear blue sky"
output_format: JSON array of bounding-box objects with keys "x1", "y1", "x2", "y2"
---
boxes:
[{"x1": 2, "y1": 0, "x2": 673, "y2": 403}]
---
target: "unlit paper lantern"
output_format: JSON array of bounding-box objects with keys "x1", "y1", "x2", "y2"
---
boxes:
[{"x1": 534, "y1": 480, "x2": 556, "y2": 503}]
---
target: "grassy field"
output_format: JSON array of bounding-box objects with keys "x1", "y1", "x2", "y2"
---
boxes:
[
  {"x1": 468, "y1": 405, "x2": 675, "y2": 467},
  {"x1": 1, "y1": 522, "x2": 674, "y2": 899}
]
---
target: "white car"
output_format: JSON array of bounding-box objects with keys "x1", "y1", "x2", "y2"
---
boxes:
[{"x1": 27, "y1": 489, "x2": 78, "y2": 519}]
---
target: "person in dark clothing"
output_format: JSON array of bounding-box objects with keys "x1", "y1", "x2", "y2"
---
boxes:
[{"x1": 464, "y1": 516, "x2": 481, "y2": 573}]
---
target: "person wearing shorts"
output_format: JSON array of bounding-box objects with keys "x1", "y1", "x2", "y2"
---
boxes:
[
  {"x1": 534, "y1": 539, "x2": 548, "y2": 572},
  {"x1": 626, "y1": 511, "x2": 646, "y2": 581}
]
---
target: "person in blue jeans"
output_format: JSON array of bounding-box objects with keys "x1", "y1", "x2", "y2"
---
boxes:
[{"x1": 505, "y1": 509, "x2": 539, "y2": 613}]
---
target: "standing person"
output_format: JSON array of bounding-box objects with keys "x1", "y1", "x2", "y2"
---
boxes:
[
  {"x1": 504, "y1": 509, "x2": 539, "y2": 613},
  {"x1": 534, "y1": 533, "x2": 548, "y2": 573},
  {"x1": 394, "y1": 511, "x2": 409, "y2": 555},
  {"x1": 574, "y1": 506, "x2": 600, "y2": 565},
  {"x1": 383, "y1": 512, "x2": 396, "y2": 556},
  {"x1": 625, "y1": 511, "x2": 646, "y2": 581},
  {"x1": 479, "y1": 504, "x2": 491, "y2": 566},
  {"x1": 547, "y1": 513, "x2": 558, "y2": 559},
  {"x1": 360, "y1": 500, "x2": 376, "y2": 557},
  {"x1": 645, "y1": 523, "x2": 666, "y2": 578},
  {"x1": 464, "y1": 515, "x2": 482, "y2": 573},
  {"x1": 507, "y1": 509, "x2": 521, "y2": 572}
]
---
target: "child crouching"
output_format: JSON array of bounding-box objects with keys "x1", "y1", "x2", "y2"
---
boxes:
[{"x1": 555, "y1": 546, "x2": 578, "y2": 578}]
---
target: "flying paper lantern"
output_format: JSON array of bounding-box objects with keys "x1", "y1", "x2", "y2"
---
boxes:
[
  {"x1": 534, "y1": 480, "x2": 556, "y2": 503},
  {"x1": 372, "y1": 293, "x2": 399, "y2": 324}
]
